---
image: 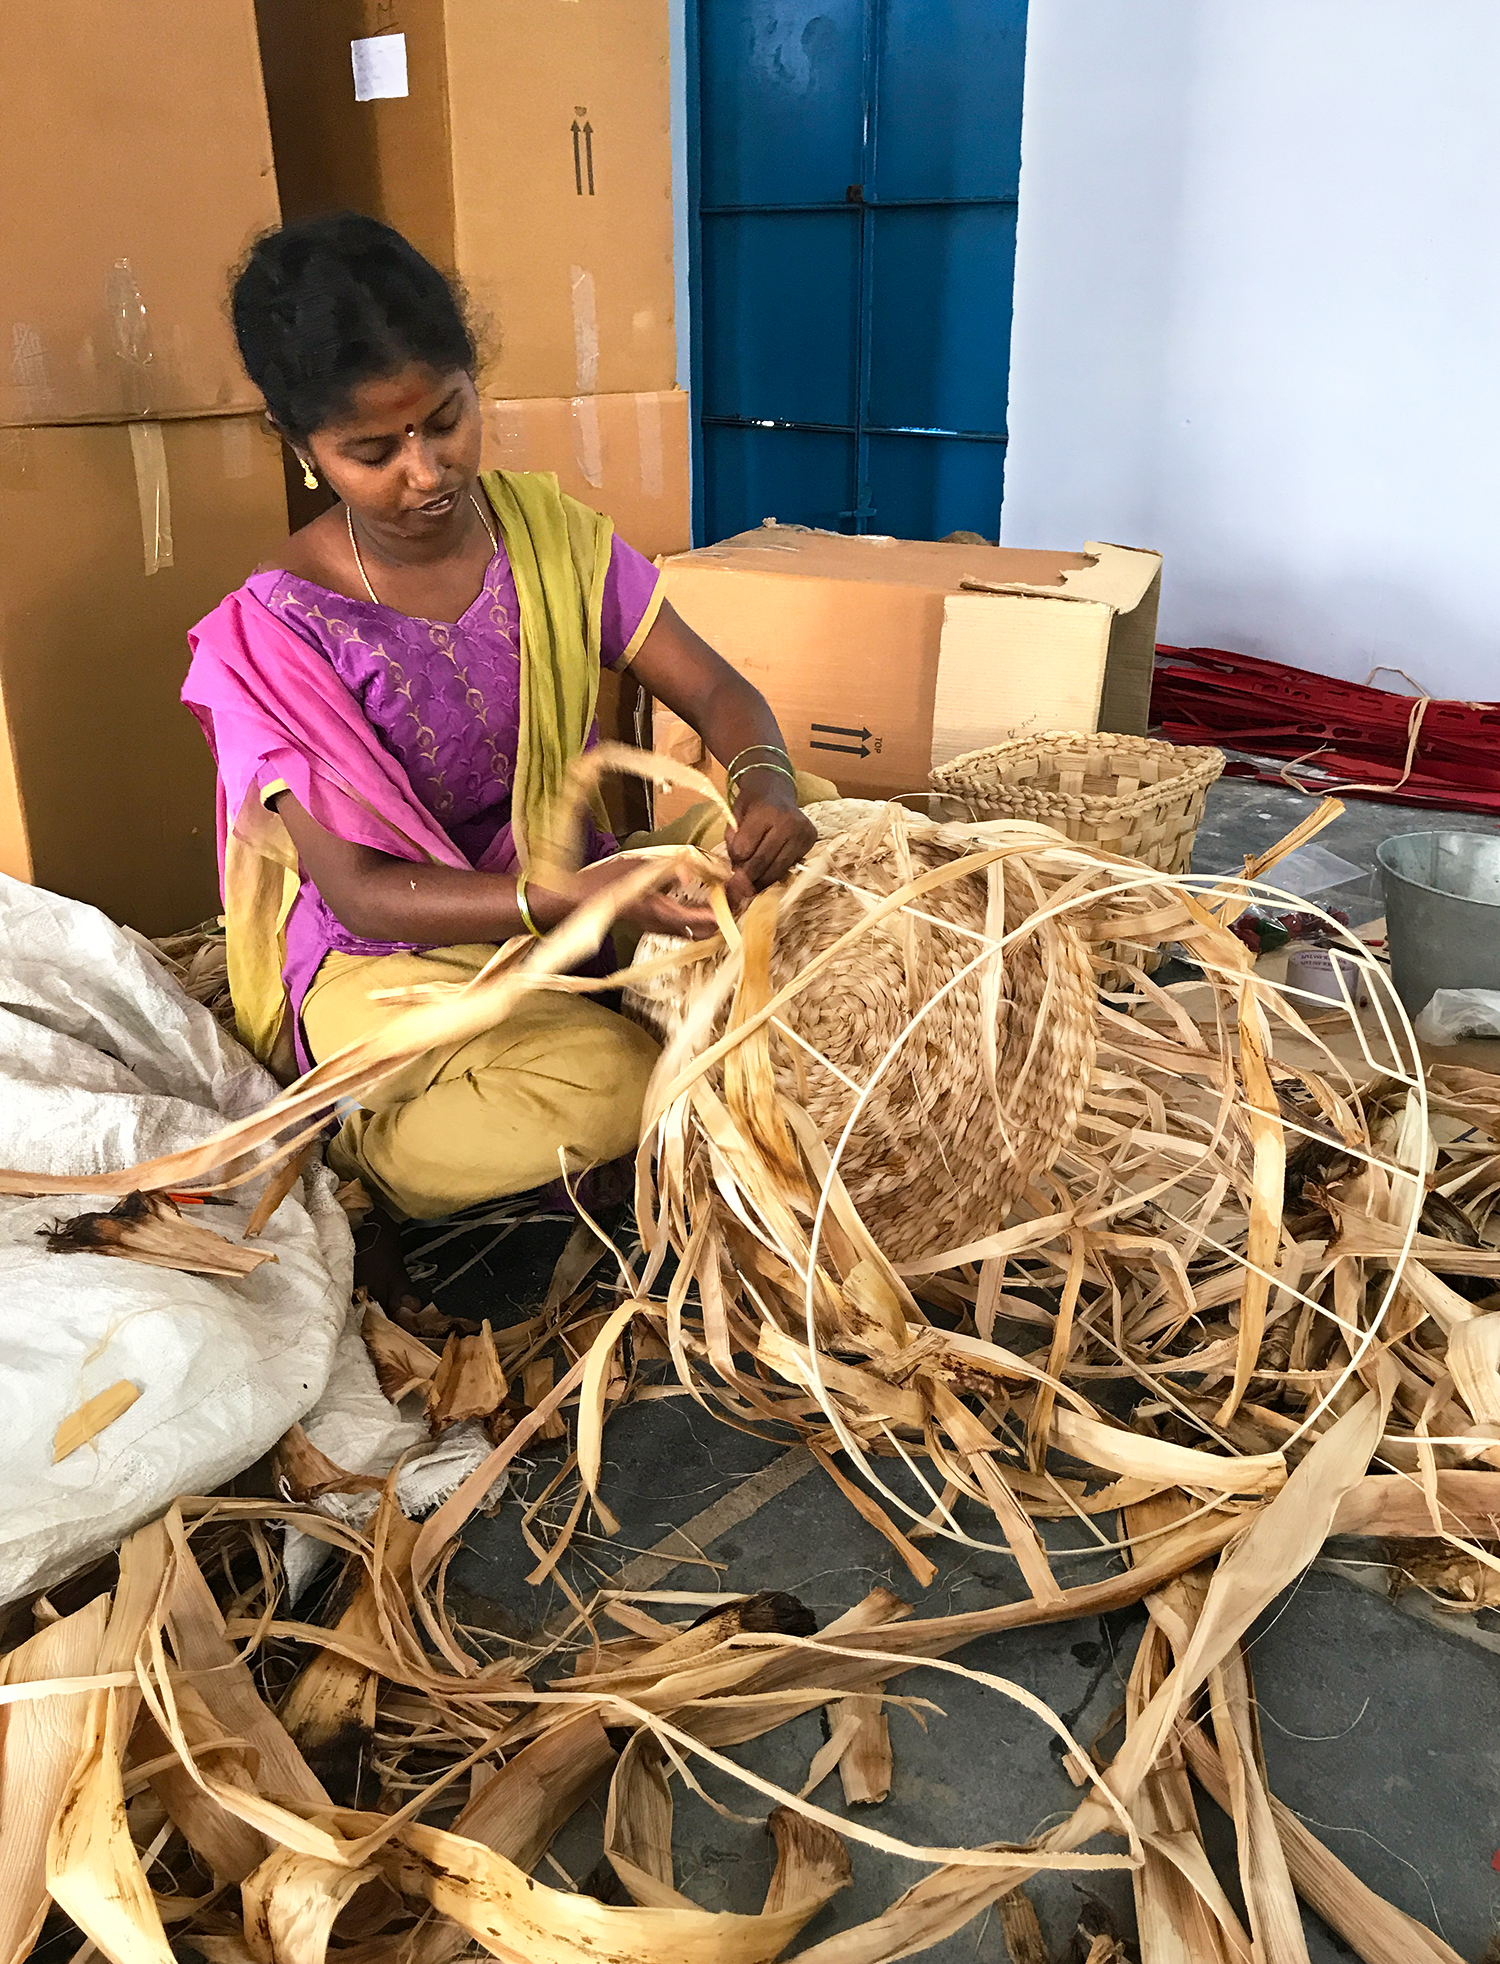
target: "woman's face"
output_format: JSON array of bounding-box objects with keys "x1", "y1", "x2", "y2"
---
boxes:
[{"x1": 300, "y1": 364, "x2": 482, "y2": 540}]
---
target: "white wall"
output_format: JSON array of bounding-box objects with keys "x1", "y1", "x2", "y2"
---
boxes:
[{"x1": 1001, "y1": 0, "x2": 1500, "y2": 699}]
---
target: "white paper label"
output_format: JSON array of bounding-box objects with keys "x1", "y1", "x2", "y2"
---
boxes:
[{"x1": 351, "y1": 32, "x2": 408, "y2": 102}]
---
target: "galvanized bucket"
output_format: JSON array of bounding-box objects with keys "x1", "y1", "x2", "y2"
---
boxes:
[{"x1": 1376, "y1": 830, "x2": 1500, "y2": 1013}]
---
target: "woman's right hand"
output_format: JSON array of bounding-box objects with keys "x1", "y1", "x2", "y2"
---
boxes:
[{"x1": 529, "y1": 857, "x2": 720, "y2": 942}]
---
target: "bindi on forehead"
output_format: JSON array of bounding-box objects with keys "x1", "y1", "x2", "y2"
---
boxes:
[{"x1": 332, "y1": 366, "x2": 463, "y2": 436}]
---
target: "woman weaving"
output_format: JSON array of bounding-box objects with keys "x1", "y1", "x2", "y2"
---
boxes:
[{"x1": 184, "y1": 214, "x2": 825, "y2": 1307}]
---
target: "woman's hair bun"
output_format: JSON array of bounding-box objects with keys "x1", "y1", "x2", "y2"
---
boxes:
[{"x1": 231, "y1": 213, "x2": 476, "y2": 439}]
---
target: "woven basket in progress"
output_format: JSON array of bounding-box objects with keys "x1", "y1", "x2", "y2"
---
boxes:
[
  {"x1": 930, "y1": 731, "x2": 1225, "y2": 875},
  {"x1": 627, "y1": 806, "x2": 1097, "y2": 1265}
]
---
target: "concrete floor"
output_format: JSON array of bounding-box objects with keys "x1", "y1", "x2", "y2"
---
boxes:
[
  {"x1": 1190, "y1": 755, "x2": 1498, "y2": 924},
  {"x1": 420, "y1": 769, "x2": 1500, "y2": 1961}
]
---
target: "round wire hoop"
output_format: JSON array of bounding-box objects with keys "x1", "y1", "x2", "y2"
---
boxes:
[{"x1": 786, "y1": 853, "x2": 1424, "y2": 1557}]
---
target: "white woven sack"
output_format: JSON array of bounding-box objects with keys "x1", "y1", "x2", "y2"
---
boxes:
[{"x1": 0, "y1": 877, "x2": 375, "y2": 1602}]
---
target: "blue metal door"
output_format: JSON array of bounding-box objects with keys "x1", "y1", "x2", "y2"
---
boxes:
[{"x1": 690, "y1": 0, "x2": 1028, "y2": 543}]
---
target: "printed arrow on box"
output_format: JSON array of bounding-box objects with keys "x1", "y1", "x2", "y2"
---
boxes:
[
  {"x1": 810, "y1": 721, "x2": 872, "y2": 758},
  {"x1": 571, "y1": 117, "x2": 596, "y2": 195}
]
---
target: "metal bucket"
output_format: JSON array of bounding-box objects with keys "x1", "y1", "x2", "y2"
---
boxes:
[{"x1": 1376, "y1": 830, "x2": 1500, "y2": 1012}]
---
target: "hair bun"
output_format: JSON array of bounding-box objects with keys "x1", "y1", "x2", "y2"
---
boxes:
[{"x1": 230, "y1": 213, "x2": 476, "y2": 440}]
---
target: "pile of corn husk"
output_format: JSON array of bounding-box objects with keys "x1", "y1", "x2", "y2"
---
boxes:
[
  {"x1": 2, "y1": 754, "x2": 1498, "y2": 1960},
  {"x1": 1, "y1": 1394, "x2": 1485, "y2": 1963}
]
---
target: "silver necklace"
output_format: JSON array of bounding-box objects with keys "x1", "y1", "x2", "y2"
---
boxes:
[{"x1": 346, "y1": 490, "x2": 497, "y2": 606}]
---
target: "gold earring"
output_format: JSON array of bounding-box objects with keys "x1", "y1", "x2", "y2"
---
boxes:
[{"x1": 301, "y1": 459, "x2": 318, "y2": 490}]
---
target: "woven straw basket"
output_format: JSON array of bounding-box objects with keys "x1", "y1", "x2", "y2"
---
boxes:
[
  {"x1": 627, "y1": 808, "x2": 1098, "y2": 1264},
  {"x1": 929, "y1": 733, "x2": 1225, "y2": 876}
]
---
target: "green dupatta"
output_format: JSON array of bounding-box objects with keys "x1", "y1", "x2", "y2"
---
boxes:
[{"x1": 480, "y1": 468, "x2": 615, "y2": 867}]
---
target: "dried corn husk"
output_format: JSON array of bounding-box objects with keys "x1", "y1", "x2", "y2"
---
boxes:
[
  {"x1": 272, "y1": 1426, "x2": 385, "y2": 1505},
  {"x1": 358, "y1": 1294, "x2": 440, "y2": 1402},
  {"x1": 0, "y1": 1595, "x2": 109, "y2": 1964},
  {"x1": 1182, "y1": 1724, "x2": 1463, "y2": 1964},
  {"x1": 426, "y1": 1323, "x2": 508, "y2": 1432},
  {"x1": 0, "y1": 762, "x2": 1484, "y2": 1964},
  {"x1": 44, "y1": 1191, "x2": 274, "y2": 1275},
  {"x1": 53, "y1": 1381, "x2": 141, "y2": 1462}
]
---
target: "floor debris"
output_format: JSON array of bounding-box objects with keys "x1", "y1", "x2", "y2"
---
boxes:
[{"x1": 2, "y1": 778, "x2": 1496, "y2": 1959}]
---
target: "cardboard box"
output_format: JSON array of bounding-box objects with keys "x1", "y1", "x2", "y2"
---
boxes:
[
  {"x1": 256, "y1": 0, "x2": 676, "y2": 400},
  {"x1": 481, "y1": 391, "x2": 689, "y2": 562},
  {"x1": 652, "y1": 528, "x2": 1163, "y2": 821},
  {"x1": 483, "y1": 392, "x2": 690, "y2": 563},
  {"x1": 0, "y1": 417, "x2": 290, "y2": 935},
  {"x1": 1, "y1": 1, "x2": 279, "y2": 427}
]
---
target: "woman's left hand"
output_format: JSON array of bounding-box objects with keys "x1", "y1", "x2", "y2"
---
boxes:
[{"x1": 725, "y1": 784, "x2": 816, "y2": 907}]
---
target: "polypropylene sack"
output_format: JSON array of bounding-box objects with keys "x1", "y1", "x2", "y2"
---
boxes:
[{"x1": 0, "y1": 877, "x2": 363, "y2": 1602}]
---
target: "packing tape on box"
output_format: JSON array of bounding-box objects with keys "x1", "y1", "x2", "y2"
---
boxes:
[
  {"x1": 481, "y1": 401, "x2": 525, "y2": 467},
  {"x1": 570, "y1": 395, "x2": 604, "y2": 489},
  {"x1": 220, "y1": 417, "x2": 255, "y2": 481},
  {"x1": 635, "y1": 392, "x2": 664, "y2": 501},
  {"x1": 571, "y1": 265, "x2": 600, "y2": 394},
  {"x1": 108, "y1": 259, "x2": 156, "y2": 418},
  {"x1": 128, "y1": 421, "x2": 173, "y2": 576}
]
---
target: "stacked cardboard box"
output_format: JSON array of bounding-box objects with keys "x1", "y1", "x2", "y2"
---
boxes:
[
  {"x1": 0, "y1": 2, "x2": 289, "y2": 933},
  {"x1": 254, "y1": 0, "x2": 691, "y2": 561},
  {"x1": 254, "y1": 0, "x2": 690, "y2": 834}
]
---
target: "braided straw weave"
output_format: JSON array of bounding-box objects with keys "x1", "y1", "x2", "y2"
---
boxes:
[
  {"x1": 930, "y1": 732, "x2": 1225, "y2": 875},
  {"x1": 628, "y1": 806, "x2": 1097, "y2": 1265}
]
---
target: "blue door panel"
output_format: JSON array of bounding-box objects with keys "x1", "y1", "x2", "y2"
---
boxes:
[
  {"x1": 692, "y1": 0, "x2": 1029, "y2": 542},
  {"x1": 703, "y1": 425, "x2": 857, "y2": 542},
  {"x1": 867, "y1": 207, "x2": 1018, "y2": 433},
  {"x1": 699, "y1": 1, "x2": 865, "y2": 207},
  {"x1": 875, "y1": 2, "x2": 1027, "y2": 200},
  {"x1": 865, "y1": 433, "x2": 1006, "y2": 542},
  {"x1": 701, "y1": 211, "x2": 861, "y2": 425}
]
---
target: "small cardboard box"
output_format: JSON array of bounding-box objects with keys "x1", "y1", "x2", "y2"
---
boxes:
[
  {"x1": 481, "y1": 390, "x2": 690, "y2": 561},
  {"x1": 0, "y1": 417, "x2": 289, "y2": 934},
  {"x1": 0, "y1": 0, "x2": 279, "y2": 427},
  {"x1": 256, "y1": 0, "x2": 676, "y2": 401},
  {"x1": 652, "y1": 528, "x2": 1163, "y2": 820}
]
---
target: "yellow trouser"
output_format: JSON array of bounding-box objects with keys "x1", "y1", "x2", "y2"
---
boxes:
[
  {"x1": 302, "y1": 773, "x2": 835, "y2": 1219},
  {"x1": 303, "y1": 947, "x2": 660, "y2": 1219}
]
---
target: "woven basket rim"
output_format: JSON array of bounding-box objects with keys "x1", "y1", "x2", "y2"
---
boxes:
[{"x1": 931, "y1": 732, "x2": 1225, "y2": 818}]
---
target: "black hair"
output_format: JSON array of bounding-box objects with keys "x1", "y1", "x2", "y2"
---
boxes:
[{"x1": 231, "y1": 213, "x2": 476, "y2": 441}]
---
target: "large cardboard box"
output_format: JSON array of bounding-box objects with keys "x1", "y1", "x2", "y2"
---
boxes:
[
  {"x1": 256, "y1": 0, "x2": 676, "y2": 400},
  {"x1": 481, "y1": 391, "x2": 690, "y2": 561},
  {"x1": 653, "y1": 528, "x2": 1163, "y2": 819},
  {"x1": 0, "y1": 1, "x2": 279, "y2": 427},
  {"x1": 0, "y1": 417, "x2": 290, "y2": 935}
]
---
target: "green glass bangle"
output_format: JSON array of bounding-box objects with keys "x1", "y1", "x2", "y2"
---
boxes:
[
  {"x1": 726, "y1": 743, "x2": 793, "y2": 782},
  {"x1": 515, "y1": 869, "x2": 543, "y2": 938},
  {"x1": 728, "y1": 759, "x2": 798, "y2": 804}
]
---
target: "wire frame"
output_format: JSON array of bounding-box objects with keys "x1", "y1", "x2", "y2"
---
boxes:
[{"x1": 630, "y1": 811, "x2": 1426, "y2": 1566}]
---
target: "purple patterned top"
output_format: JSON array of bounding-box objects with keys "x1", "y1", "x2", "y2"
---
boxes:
[{"x1": 245, "y1": 531, "x2": 661, "y2": 1059}]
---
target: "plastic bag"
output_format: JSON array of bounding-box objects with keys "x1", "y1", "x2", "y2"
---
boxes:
[{"x1": 1413, "y1": 988, "x2": 1500, "y2": 1046}]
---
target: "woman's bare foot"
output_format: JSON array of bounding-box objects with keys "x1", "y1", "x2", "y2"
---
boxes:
[{"x1": 352, "y1": 1204, "x2": 425, "y2": 1322}]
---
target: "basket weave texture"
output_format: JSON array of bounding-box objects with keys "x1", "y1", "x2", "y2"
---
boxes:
[
  {"x1": 628, "y1": 810, "x2": 1098, "y2": 1264},
  {"x1": 930, "y1": 732, "x2": 1225, "y2": 875}
]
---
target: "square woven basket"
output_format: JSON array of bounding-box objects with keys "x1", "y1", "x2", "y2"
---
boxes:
[{"x1": 929, "y1": 732, "x2": 1226, "y2": 973}]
